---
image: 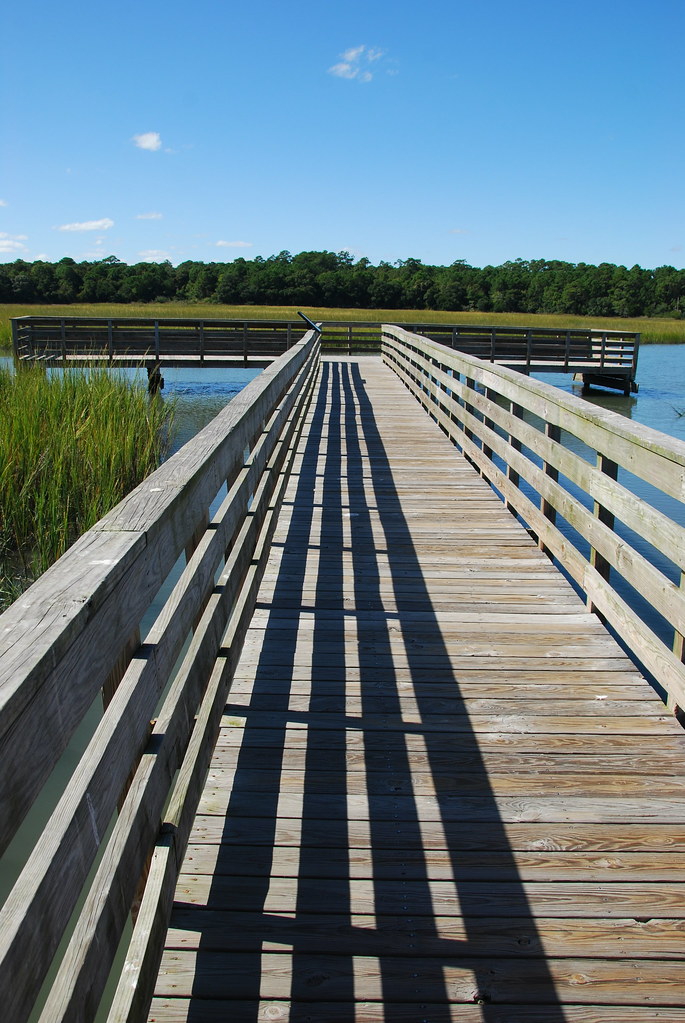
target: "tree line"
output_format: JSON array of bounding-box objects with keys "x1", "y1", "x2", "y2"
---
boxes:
[{"x1": 1, "y1": 251, "x2": 684, "y2": 318}]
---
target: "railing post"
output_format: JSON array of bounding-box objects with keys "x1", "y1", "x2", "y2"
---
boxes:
[
  {"x1": 186, "y1": 512, "x2": 211, "y2": 629},
  {"x1": 525, "y1": 330, "x2": 532, "y2": 374},
  {"x1": 483, "y1": 387, "x2": 497, "y2": 461},
  {"x1": 506, "y1": 401, "x2": 523, "y2": 514},
  {"x1": 61, "y1": 318, "x2": 67, "y2": 364},
  {"x1": 243, "y1": 322, "x2": 248, "y2": 365},
  {"x1": 464, "y1": 377, "x2": 475, "y2": 444},
  {"x1": 200, "y1": 321, "x2": 205, "y2": 362},
  {"x1": 490, "y1": 328, "x2": 496, "y2": 363},
  {"x1": 108, "y1": 319, "x2": 114, "y2": 363},
  {"x1": 540, "y1": 423, "x2": 560, "y2": 556},
  {"x1": 632, "y1": 332, "x2": 640, "y2": 382},
  {"x1": 671, "y1": 574, "x2": 685, "y2": 716},
  {"x1": 588, "y1": 453, "x2": 618, "y2": 612},
  {"x1": 11, "y1": 317, "x2": 19, "y2": 363}
]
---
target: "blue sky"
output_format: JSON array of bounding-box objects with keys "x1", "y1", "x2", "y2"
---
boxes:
[{"x1": 1, "y1": 0, "x2": 683, "y2": 269}]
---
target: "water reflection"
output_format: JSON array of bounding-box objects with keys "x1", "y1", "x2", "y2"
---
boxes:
[
  {"x1": 160, "y1": 367, "x2": 260, "y2": 455},
  {"x1": 534, "y1": 343, "x2": 685, "y2": 439}
]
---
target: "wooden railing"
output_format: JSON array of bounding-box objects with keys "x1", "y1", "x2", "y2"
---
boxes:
[
  {"x1": 320, "y1": 321, "x2": 639, "y2": 393},
  {"x1": 12, "y1": 316, "x2": 639, "y2": 393},
  {"x1": 0, "y1": 329, "x2": 319, "y2": 1023},
  {"x1": 382, "y1": 325, "x2": 685, "y2": 711},
  {"x1": 408, "y1": 322, "x2": 640, "y2": 386},
  {"x1": 0, "y1": 324, "x2": 677, "y2": 1021},
  {"x1": 11, "y1": 315, "x2": 305, "y2": 366}
]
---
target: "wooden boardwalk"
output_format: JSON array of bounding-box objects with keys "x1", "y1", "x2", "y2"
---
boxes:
[{"x1": 150, "y1": 356, "x2": 685, "y2": 1022}]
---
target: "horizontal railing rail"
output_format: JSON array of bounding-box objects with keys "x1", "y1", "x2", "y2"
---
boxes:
[
  {"x1": 319, "y1": 321, "x2": 639, "y2": 392},
  {"x1": 11, "y1": 315, "x2": 307, "y2": 365},
  {"x1": 12, "y1": 316, "x2": 639, "y2": 387},
  {"x1": 0, "y1": 329, "x2": 320, "y2": 1023},
  {"x1": 381, "y1": 325, "x2": 685, "y2": 712},
  {"x1": 411, "y1": 322, "x2": 640, "y2": 371}
]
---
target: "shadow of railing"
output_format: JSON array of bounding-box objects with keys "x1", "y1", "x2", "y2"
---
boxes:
[{"x1": 179, "y1": 358, "x2": 566, "y2": 1020}]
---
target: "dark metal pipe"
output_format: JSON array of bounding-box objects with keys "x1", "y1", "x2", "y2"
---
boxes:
[{"x1": 297, "y1": 311, "x2": 322, "y2": 334}]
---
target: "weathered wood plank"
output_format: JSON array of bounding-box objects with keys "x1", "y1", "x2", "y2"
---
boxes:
[
  {"x1": 181, "y1": 844, "x2": 685, "y2": 881},
  {"x1": 382, "y1": 328, "x2": 685, "y2": 708},
  {"x1": 144, "y1": 353, "x2": 685, "y2": 1022},
  {"x1": 106, "y1": 353, "x2": 321, "y2": 1023},
  {"x1": 0, "y1": 332, "x2": 318, "y2": 857},
  {"x1": 189, "y1": 814, "x2": 685, "y2": 851},
  {"x1": 154, "y1": 949, "x2": 685, "y2": 1003},
  {"x1": 148, "y1": 1000, "x2": 685, "y2": 1023},
  {"x1": 164, "y1": 909, "x2": 685, "y2": 957}
]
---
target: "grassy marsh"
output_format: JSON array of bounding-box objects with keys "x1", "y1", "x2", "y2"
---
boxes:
[
  {"x1": 2, "y1": 302, "x2": 685, "y2": 349},
  {"x1": 0, "y1": 364, "x2": 173, "y2": 608}
]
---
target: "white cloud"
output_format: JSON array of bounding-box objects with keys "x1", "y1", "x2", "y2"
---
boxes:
[
  {"x1": 329, "y1": 61, "x2": 357, "y2": 80},
  {"x1": 136, "y1": 212, "x2": 163, "y2": 220},
  {"x1": 216, "y1": 240, "x2": 253, "y2": 248},
  {"x1": 132, "y1": 132, "x2": 162, "y2": 151},
  {"x1": 0, "y1": 199, "x2": 7, "y2": 207},
  {"x1": 328, "y1": 45, "x2": 387, "y2": 83},
  {"x1": 343, "y1": 45, "x2": 365, "y2": 62},
  {"x1": 56, "y1": 218, "x2": 114, "y2": 232},
  {"x1": 0, "y1": 233, "x2": 28, "y2": 253},
  {"x1": 138, "y1": 249, "x2": 170, "y2": 261}
]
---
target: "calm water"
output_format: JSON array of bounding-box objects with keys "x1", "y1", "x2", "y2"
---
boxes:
[
  {"x1": 3, "y1": 345, "x2": 684, "y2": 446},
  {"x1": 535, "y1": 343, "x2": 685, "y2": 441},
  {"x1": 160, "y1": 365, "x2": 261, "y2": 454}
]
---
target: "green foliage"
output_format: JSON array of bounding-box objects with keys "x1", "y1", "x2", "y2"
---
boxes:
[
  {"x1": 0, "y1": 253, "x2": 684, "y2": 323},
  {"x1": 0, "y1": 365, "x2": 174, "y2": 608}
]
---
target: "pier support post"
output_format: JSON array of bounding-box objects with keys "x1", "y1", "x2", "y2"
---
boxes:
[{"x1": 147, "y1": 365, "x2": 164, "y2": 394}]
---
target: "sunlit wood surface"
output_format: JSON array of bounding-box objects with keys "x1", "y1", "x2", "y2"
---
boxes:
[{"x1": 150, "y1": 356, "x2": 685, "y2": 1022}]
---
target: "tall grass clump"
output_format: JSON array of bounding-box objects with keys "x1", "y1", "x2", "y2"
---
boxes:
[{"x1": 0, "y1": 365, "x2": 174, "y2": 608}]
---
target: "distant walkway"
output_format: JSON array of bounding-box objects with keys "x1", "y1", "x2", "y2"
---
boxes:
[{"x1": 151, "y1": 356, "x2": 685, "y2": 1022}]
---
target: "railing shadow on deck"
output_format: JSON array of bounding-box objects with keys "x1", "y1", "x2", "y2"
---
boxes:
[{"x1": 181, "y1": 360, "x2": 567, "y2": 1021}]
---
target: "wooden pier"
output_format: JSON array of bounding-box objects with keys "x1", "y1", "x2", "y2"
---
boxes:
[
  {"x1": 0, "y1": 327, "x2": 683, "y2": 1022},
  {"x1": 11, "y1": 314, "x2": 640, "y2": 393},
  {"x1": 151, "y1": 355, "x2": 685, "y2": 1021}
]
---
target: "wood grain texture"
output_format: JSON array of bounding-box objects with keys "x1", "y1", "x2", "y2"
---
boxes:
[
  {"x1": 381, "y1": 327, "x2": 685, "y2": 708},
  {"x1": 150, "y1": 355, "x2": 685, "y2": 1022},
  {"x1": 0, "y1": 338, "x2": 320, "y2": 1023},
  {"x1": 0, "y1": 332, "x2": 318, "y2": 859}
]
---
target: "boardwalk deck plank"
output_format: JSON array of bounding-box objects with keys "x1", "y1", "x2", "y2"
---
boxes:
[{"x1": 150, "y1": 356, "x2": 685, "y2": 1020}]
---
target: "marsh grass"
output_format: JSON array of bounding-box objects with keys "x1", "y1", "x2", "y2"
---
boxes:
[
  {"x1": 1, "y1": 302, "x2": 685, "y2": 349},
  {"x1": 0, "y1": 364, "x2": 173, "y2": 608}
]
